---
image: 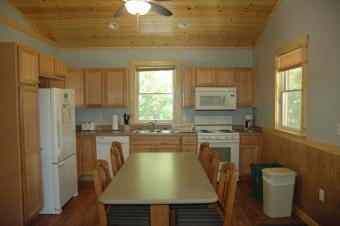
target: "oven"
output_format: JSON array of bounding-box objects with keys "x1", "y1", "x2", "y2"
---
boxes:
[{"x1": 198, "y1": 138, "x2": 239, "y2": 178}]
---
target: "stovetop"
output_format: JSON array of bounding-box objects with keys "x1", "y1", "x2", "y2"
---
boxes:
[{"x1": 199, "y1": 129, "x2": 235, "y2": 134}]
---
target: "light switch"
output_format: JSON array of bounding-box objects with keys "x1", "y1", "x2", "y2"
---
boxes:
[{"x1": 337, "y1": 123, "x2": 340, "y2": 136}]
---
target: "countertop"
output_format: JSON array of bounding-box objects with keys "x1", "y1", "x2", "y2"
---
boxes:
[{"x1": 76, "y1": 129, "x2": 197, "y2": 137}]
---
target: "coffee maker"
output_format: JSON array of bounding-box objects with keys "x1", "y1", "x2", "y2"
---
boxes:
[{"x1": 244, "y1": 114, "x2": 254, "y2": 130}]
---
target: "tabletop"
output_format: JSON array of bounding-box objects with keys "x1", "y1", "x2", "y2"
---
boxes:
[{"x1": 100, "y1": 152, "x2": 217, "y2": 205}]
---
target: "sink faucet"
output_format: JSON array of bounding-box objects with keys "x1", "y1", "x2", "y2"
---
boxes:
[{"x1": 149, "y1": 120, "x2": 157, "y2": 130}]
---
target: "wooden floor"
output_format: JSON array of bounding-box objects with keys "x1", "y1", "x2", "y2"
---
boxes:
[{"x1": 31, "y1": 181, "x2": 304, "y2": 226}]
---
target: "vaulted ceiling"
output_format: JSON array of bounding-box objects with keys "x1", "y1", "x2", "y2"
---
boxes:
[{"x1": 10, "y1": 0, "x2": 279, "y2": 49}]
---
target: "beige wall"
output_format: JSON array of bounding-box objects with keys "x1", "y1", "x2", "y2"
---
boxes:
[{"x1": 254, "y1": 0, "x2": 340, "y2": 146}]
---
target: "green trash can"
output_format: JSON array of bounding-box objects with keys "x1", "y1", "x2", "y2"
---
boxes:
[{"x1": 250, "y1": 163, "x2": 283, "y2": 203}]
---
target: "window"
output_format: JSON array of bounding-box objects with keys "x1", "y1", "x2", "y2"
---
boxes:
[
  {"x1": 274, "y1": 36, "x2": 308, "y2": 135},
  {"x1": 130, "y1": 61, "x2": 180, "y2": 124}
]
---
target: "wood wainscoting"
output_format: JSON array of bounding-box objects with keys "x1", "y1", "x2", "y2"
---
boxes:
[{"x1": 261, "y1": 128, "x2": 340, "y2": 226}]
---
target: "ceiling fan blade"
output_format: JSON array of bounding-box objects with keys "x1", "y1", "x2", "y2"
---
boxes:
[
  {"x1": 113, "y1": 5, "x2": 126, "y2": 17},
  {"x1": 149, "y1": 2, "x2": 172, "y2": 16}
]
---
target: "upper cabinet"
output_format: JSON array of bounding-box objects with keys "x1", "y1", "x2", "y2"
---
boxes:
[
  {"x1": 18, "y1": 45, "x2": 38, "y2": 85},
  {"x1": 182, "y1": 69, "x2": 196, "y2": 107},
  {"x1": 84, "y1": 68, "x2": 128, "y2": 108},
  {"x1": 196, "y1": 68, "x2": 215, "y2": 87},
  {"x1": 235, "y1": 68, "x2": 254, "y2": 107},
  {"x1": 38, "y1": 52, "x2": 55, "y2": 78},
  {"x1": 38, "y1": 52, "x2": 67, "y2": 80},
  {"x1": 65, "y1": 68, "x2": 84, "y2": 107},
  {"x1": 84, "y1": 69, "x2": 104, "y2": 107},
  {"x1": 183, "y1": 67, "x2": 254, "y2": 107},
  {"x1": 104, "y1": 68, "x2": 127, "y2": 107}
]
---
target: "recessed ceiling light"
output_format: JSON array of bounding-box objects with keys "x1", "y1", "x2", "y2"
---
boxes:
[
  {"x1": 108, "y1": 22, "x2": 120, "y2": 30},
  {"x1": 178, "y1": 21, "x2": 189, "y2": 29}
]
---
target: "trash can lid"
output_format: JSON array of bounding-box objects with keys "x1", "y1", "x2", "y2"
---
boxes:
[{"x1": 262, "y1": 167, "x2": 297, "y2": 177}]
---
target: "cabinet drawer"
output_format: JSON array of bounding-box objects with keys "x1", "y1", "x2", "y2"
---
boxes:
[
  {"x1": 181, "y1": 136, "x2": 197, "y2": 145},
  {"x1": 240, "y1": 134, "x2": 261, "y2": 145},
  {"x1": 130, "y1": 136, "x2": 181, "y2": 145}
]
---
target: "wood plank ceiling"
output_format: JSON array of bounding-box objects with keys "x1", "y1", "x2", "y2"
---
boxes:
[{"x1": 10, "y1": 0, "x2": 279, "y2": 49}]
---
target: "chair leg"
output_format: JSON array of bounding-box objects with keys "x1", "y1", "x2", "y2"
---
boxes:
[{"x1": 170, "y1": 209, "x2": 176, "y2": 226}]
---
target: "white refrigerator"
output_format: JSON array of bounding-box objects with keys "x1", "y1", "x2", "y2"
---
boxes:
[{"x1": 39, "y1": 88, "x2": 78, "y2": 214}]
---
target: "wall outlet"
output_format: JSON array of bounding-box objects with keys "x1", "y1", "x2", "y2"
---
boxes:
[
  {"x1": 319, "y1": 188, "x2": 325, "y2": 202},
  {"x1": 337, "y1": 123, "x2": 340, "y2": 136}
]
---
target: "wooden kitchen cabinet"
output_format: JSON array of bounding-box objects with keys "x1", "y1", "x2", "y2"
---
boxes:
[
  {"x1": 236, "y1": 68, "x2": 255, "y2": 107},
  {"x1": 104, "y1": 68, "x2": 127, "y2": 107},
  {"x1": 18, "y1": 45, "x2": 39, "y2": 85},
  {"x1": 196, "y1": 68, "x2": 215, "y2": 86},
  {"x1": 19, "y1": 85, "x2": 42, "y2": 222},
  {"x1": 181, "y1": 135, "x2": 197, "y2": 153},
  {"x1": 84, "y1": 69, "x2": 104, "y2": 107},
  {"x1": 130, "y1": 136, "x2": 181, "y2": 153},
  {"x1": 78, "y1": 134, "x2": 96, "y2": 177},
  {"x1": 54, "y1": 57, "x2": 67, "y2": 80},
  {"x1": 182, "y1": 69, "x2": 196, "y2": 107},
  {"x1": 215, "y1": 68, "x2": 235, "y2": 87},
  {"x1": 76, "y1": 136, "x2": 82, "y2": 180},
  {"x1": 239, "y1": 133, "x2": 262, "y2": 176},
  {"x1": 65, "y1": 68, "x2": 84, "y2": 107},
  {"x1": 0, "y1": 43, "x2": 42, "y2": 225},
  {"x1": 38, "y1": 52, "x2": 55, "y2": 78}
]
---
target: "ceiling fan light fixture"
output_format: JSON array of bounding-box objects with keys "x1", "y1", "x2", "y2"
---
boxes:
[{"x1": 125, "y1": 0, "x2": 151, "y2": 15}]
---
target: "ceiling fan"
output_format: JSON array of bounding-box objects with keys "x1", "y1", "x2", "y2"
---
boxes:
[{"x1": 113, "y1": 0, "x2": 173, "y2": 17}]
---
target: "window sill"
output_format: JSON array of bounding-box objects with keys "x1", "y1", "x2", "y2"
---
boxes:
[{"x1": 274, "y1": 127, "x2": 306, "y2": 139}]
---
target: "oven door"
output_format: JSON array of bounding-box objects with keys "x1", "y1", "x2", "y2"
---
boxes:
[{"x1": 198, "y1": 140, "x2": 239, "y2": 171}]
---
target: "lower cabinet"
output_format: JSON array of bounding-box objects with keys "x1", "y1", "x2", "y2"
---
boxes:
[
  {"x1": 181, "y1": 136, "x2": 197, "y2": 152},
  {"x1": 239, "y1": 133, "x2": 262, "y2": 176},
  {"x1": 77, "y1": 134, "x2": 96, "y2": 179}
]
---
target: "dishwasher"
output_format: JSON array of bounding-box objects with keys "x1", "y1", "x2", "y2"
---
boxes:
[{"x1": 96, "y1": 136, "x2": 129, "y2": 177}]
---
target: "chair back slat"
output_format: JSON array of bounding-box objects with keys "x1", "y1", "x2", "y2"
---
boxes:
[
  {"x1": 96, "y1": 160, "x2": 112, "y2": 191},
  {"x1": 93, "y1": 170, "x2": 107, "y2": 226},
  {"x1": 198, "y1": 142, "x2": 210, "y2": 163},
  {"x1": 216, "y1": 162, "x2": 237, "y2": 226},
  {"x1": 110, "y1": 145, "x2": 122, "y2": 176},
  {"x1": 111, "y1": 141, "x2": 125, "y2": 165}
]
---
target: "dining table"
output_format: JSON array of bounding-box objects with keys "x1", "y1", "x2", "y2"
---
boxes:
[{"x1": 100, "y1": 152, "x2": 218, "y2": 226}]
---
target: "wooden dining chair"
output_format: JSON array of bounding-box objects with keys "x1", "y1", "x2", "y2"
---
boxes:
[
  {"x1": 198, "y1": 142, "x2": 210, "y2": 163},
  {"x1": 110, "y1": 145, "x2": 121, "y2": 176},
  {"x1": 93, "y1": 159, "x2": 151, "y2": 226},
  {"x1": 174, "y1": 162, "x2": 238, "y2": 226},
  {"x1": 111, "y1": 141, "x2": 125, "y2": 165}
]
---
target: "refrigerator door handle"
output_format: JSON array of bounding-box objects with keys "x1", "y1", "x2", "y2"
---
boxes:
[
  {"x1": 57, "y1": 107, "x2": 63, "y2": 159},
  {"x1": 58, "y1": 161, "x2": 65, "y2": 167}
]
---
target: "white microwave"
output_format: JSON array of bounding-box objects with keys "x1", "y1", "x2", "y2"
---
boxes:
[{"x1": 195, "y1": 87, "x2": 237, "y2": 110}]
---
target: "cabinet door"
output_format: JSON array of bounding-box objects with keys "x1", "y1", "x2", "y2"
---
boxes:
[
  {"x1": 156, "y1": 146, "x2": 181, "y2": 152},
  {"x1": 18, "y1": 45, "x2": 38, "y2": 85},
  {"x1": 65, "y1": 68, "x2": 84, "y2": 107},
  {"x1": 182, "y1": 69, "x2": 196, "y2": 107},
  {"x1": 130, "y1": 145, "x2": 156, "y2": 153},
  {"x1": 81, "y1": 135, "x2": 96, "y2": 176},
  {"x1": 84, "y1": 69, "x2": 104, "y2": 107},
  {"x1": 196, "y1": 68, "x2": 215, "y2": 87},
  {"x1": 54, "y1": 57, "x2": 66, "y2": 80},
  {"x1": 76, "y1": 136, "x2": 82, "y2": 180},
  {"x1": 215, "y1": 68, "x2": 235, "y2": 87},
  {"x1": 19, "y1": 86, "x2": 42, "y2": 222},
  {"x1": 236, "y1": 68, "x2": 254, "y2": 107},
  {"x1": 104, "y1": 68, "x2": 127, "y2": 107},
  {"x1": 240, "y1": 145, "x2": 259, "y2": 175},
  {"x1": 38, "y1": 52, "x2": 55, "y2": 78}
]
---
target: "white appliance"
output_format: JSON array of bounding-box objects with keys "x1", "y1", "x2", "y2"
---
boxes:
[
  {"x1": 39, "y1": 88, "x2": 78, "y2": 214},
  {"x1": 112, "y1": 114, "x2": 119, "y2": 130},
  {"x1": 96, "y1": 136, "x2": 129, "y2": 177},
  {"x1": 195, "y1": 87, "x2": 237, "y2": 110},
  {"x1": 195, "y1": 116, "x2": 240, "y2": 178}
]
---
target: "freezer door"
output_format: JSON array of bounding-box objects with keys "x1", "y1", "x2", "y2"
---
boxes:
[
  {"x1": 53, "y1": 154, "x2": 78, "y2": 211},
  {"x1": 52, "y1": 89, "x2": 76, "y2": 163}
]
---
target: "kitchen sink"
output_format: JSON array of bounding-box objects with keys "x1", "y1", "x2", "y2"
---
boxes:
[{"x1": 133, "y1": 129, "x2": 172, "y2": 134}]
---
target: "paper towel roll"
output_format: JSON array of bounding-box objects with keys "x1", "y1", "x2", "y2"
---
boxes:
[{"x1": 112, "y1": 114, "x2": 119, "y2": 130}]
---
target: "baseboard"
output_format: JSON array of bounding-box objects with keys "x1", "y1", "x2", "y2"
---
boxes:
[{"x1": 293, "y1": 206, "x2": 319, "y2": 226}]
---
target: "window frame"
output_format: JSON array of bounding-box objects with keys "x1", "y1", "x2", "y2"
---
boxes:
[
  {"x1": 130, "y1": 61, "x2": 181, "y2": 125},
  {"x1": 274, "y1": 36, "x2": 309, "y2": 136}
]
